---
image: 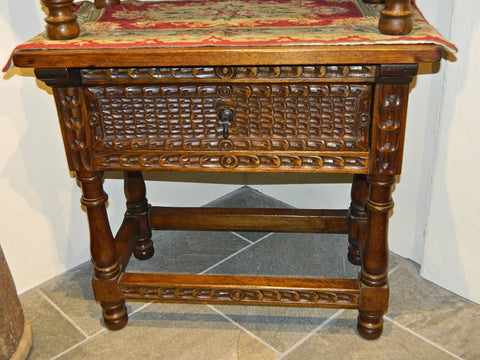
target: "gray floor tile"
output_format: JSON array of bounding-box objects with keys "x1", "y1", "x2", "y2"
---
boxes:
[
  {"x1": 207, "y1": 232, "x2": 359, "y2": 279},
  {"x1": 56, "y1": 303, "x2": 279, "y2": 360},
  {"x1": 282, "y1": 310, "x2": 458, "y2": 360},
  {"x1": 388, "y1": 260, "x2": 480, "y2": 360},
  {"x1": 212, "y1": 305, "x2": 338, "y2": 353},
  {"x1": 39, "y1": 262, "x2": 144, "y2": 336},
  {"x1": 19, "y1": 188, "x2": 480, "y2": 360},
  {"x1": 20, "y1": 290, "x2": 86, "y2": 360},
  {"x1": 389, "y1": 251, "x2": 404, "y2": 271},
  {"x1": 38, "y1": 262, "x2": 101, "y2": 336},
  {"x1": 205, "y1": 186, "x2": 292, "y2": 241},
  {"x1": 205, "y1": 186, "x2": 292, "y2": 209},
  {"x1": 127, "y1": 230, "x2": 249, "y2": 273}
]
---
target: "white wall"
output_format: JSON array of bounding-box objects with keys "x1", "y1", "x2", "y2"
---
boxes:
[
  {"x1": 421, "y1": 0, "x2": 480, "y2": 303},
  {"x1": 1, "y1": 0, "x2": 477, "y2": 303}
]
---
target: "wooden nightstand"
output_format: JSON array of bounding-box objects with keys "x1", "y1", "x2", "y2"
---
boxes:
[{"x1": 11, "y1": 0, "x2": 452, "y2": 339}]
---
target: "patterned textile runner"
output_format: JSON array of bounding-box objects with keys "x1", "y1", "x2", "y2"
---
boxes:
[{"x1": 6, "y1": 0, "x2": 455, "y2": 70}]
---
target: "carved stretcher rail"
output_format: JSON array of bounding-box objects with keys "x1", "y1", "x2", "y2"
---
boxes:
[{"x1": 119, "y1": 273, "x2": 360, "y2": 307}]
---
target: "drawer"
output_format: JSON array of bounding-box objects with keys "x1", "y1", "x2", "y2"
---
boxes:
[{"x1": 82, "y1": 67, "x2": 373, "y2": 172}]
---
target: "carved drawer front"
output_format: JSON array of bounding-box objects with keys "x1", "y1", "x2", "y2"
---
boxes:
[{"x1": 83, "y1": 67, "x2": 373, "y2": 172}]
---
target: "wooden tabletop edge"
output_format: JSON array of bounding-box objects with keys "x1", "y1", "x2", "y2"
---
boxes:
[{"x1": 12, "y1": 44, "x2": 443, "y2": 68}]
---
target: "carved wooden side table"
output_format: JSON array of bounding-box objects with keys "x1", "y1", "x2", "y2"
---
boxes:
[{"x1": 10, "y1": 0, "x2": 452, "y2": 339}]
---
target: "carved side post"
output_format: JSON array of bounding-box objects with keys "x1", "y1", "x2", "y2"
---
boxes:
[
  {"x1": 94, "y1": 0, "x2": 121, "y2": 8},
  {"x1": 42, "y1": 0, "x2": 80, "y2": 40},
  {"x1": 358, "y1": 64, "x2": 417, "y2": 339},
  {"x1": 124, "y1": 171, "x2": 154, "y2": 260},
  {"x1": 348, "y1": 174, "x2": 369, "y2": 265},
  {"x1": 35, "y1": 69, "x2": 128, "y2": 330}
]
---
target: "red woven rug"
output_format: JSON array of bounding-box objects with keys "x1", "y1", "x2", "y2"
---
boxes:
[{"x1": 6, "y1": 0, "x2": 455, "y2": 70}]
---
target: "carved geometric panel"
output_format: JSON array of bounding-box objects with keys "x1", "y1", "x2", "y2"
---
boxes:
[{"x1": 85, "y1": 83, "x2": 371, "y2": 154}]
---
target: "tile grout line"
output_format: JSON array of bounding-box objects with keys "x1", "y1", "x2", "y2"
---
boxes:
[
  {"x1": 47, "y1": 252, "x2": 407, "y2": 359},
  {"x1": 277, "y1": 309, "x2": 345, "y2": 359},
  {"x1": 230, "y1": 231, "x2": 254, "y2": 244},
  {"x1": 46, "y1": 239, "x2": 403, "y2": 359},
  {"x1": 388, "y1": 261, "x2": 464, "y2": 360},
  {"x1": 207, "y1": 305, "x2": 282, "y2": 356},
  {"x1": 50, "y1": 328, "x2": 107, "y2": 360},
  {"x1": 388, "y1": 262, "x2": 402, "y2": 276},
  {"x1": 198, "y1": 232, "x2": 273, "y2": 275},
  {"x1": 384, "y1": 316, "x2": 465, "y2": 360},
  {"x1": 49, "y1": 303, "x2": 152, "y2": 360},
  {"x1": 50, "y1": 230, "x2": 274, "y2": 359},
  {"x1": 127, "y1": 302, "x2": 153, "y2": 317},
  {"x1": 272, "y1": 259, "x2": 403, "y2": 359},
  {"x1": 36, "y1": 289, "x2": 90, "y2": 339}
]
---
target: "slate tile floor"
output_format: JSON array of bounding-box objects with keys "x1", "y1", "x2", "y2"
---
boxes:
[{"x1": 20, "y1": 187, "x2": 479, "y2": 360}]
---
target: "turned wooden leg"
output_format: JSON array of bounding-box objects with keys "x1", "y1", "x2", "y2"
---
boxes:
[
  {"x1": 357, "y1": 174, "x2": 394, "y2": 340},
  {"x1": 379, "y1": 0, "x2": 413, "y2": 35},
  {"x1": 77, "y1": 171, "x2": 128, "y2": 330},
  {"x1": 42, "y1": 0, "x2": 80, "y2": 40},
  {"x1": 348, "y1": 174, "x2": 369, "y2": 266},
  {"x1": 94, "y1": 0, "x2": 121, "y2": 8},
  {"x1": 124, "y1": 171, "x2": 154, "y2": 260}
]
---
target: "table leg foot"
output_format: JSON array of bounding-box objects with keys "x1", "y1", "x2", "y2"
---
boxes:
[
  {"x1": 134, "y1": 241, "x2": 154, "y2": 260},
  {"x1": 357, "y1": 310, "x2": 384, "y2": 340},
  {"x1": 102, "y1": 301, "x2": 128, "y2": 330}
]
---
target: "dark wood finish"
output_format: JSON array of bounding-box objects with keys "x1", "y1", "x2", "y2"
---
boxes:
[
  {"x1": 95, "y1": 0, "x2": 121, "y2": 8},
  {"x1": 115, "y1": 218, "x2": 138, "y2": 267},
  {"x1": 124, "y1": 171, "x2": 154, "y2": 260},
  {"x1": 15, "y1": 0, "x2": 440, "y2": 339},
  {"x1": 41, "y1": 0, "x2": 79, "y2": 40},
  {"x1": 119, "y1": 273, "x2": 360, "y2": 308},
  {"x1": 348, "y1": 174, "x2": 369, "y2": 265},
  {"x1": 150, "y1": 207, "x2": 348, "y2": 233}
]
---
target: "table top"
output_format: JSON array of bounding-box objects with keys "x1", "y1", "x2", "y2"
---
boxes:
[{"x1": 10, "y1": 0, "x2": 453, "y2": 69}]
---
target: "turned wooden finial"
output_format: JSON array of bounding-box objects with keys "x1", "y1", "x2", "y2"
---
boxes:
[
  {"x1": 362, "y1": 0, "x2": 413, "y2": 35},
  {"x1": 94, "y1": 0, "x2": 121, "y2": 8},
  {"x1": 379, "y1": 0, "x2": 413, "y2": 35},
  {"x1": 42, "y1": 0, "x2": 80, "y2": 40}
]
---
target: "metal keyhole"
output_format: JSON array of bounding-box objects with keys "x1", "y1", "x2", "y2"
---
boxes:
[{"x1": 218, "y1": 108, "x2": 234, "y2": 139}]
